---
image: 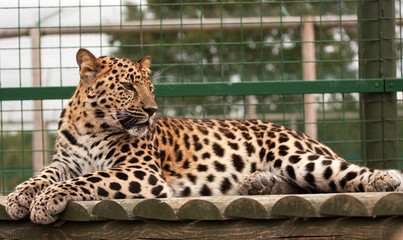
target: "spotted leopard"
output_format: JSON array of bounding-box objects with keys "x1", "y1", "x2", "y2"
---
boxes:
[{"x1": 6, "y1": 49, "x2": 403, "y2": 224}]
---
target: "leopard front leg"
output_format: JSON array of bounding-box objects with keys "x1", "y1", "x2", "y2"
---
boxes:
[
  {"x1": 5, "y1": 165, "x2": 66, "y2": 220},
  {"x1": 29, "y1": 166, "x2": 174, "y2": 224},
  {"x1": 239, "y1": 171, "x2": 309, "y2": 195},
  {"x1": 6, "y1": 177, "x2": 51, "y2": 220}
]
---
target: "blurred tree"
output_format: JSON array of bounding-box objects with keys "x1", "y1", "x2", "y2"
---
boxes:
[
  {"x1": 1, "y1": 132, "x2": 33, "y2": 194},
  {"x1": 109, "y1": 0, "x2": 359, "y2": 119}
]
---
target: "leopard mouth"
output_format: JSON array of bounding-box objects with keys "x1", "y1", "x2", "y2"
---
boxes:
[{"x1": 117, "y1": 112, "x2": 150, "y2": 130}]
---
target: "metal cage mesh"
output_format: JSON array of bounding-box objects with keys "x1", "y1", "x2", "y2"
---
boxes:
[{"x1": 0, "y1": 0, "x2": 402, "y2": 195}]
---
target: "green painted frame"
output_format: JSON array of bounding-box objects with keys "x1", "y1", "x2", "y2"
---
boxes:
[{"x1": 0, "y1": 78, "x2": 393, "y2": 101}]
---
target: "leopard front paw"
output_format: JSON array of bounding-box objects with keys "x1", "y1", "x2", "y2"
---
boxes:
[
  {"x1": 6, "y1": 191, "x2": 30, "y2": 220},
  {"x1": 367, "y1": 170, "x2": 402, "y2": 192},
  {"x1": 29, "y1": 186, "x2": 70, "y2": 224},
  {"x1": 6, "y1": 180, "x2": 49, "y2": 220},
  {"x1": 239, "y1": 171, "x2": 277, "y2": 195}
]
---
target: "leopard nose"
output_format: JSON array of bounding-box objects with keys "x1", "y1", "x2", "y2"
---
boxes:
[{"x1": 143, "y1": 106, "x2": 158, "y2": 116}]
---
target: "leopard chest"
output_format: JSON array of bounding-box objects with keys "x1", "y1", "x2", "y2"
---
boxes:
[{"x1": 154, "y1": 124, "x2": 266, "y2": 197}]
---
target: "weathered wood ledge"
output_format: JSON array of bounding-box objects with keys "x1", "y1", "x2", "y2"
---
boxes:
[{"x1": 1, "y1": 192, "x2": 403, "y2": 239}]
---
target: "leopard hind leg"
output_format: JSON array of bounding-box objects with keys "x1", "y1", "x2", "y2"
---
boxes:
[{"x1": 239, "y1": 171, "x2": 308, "y2": 195}]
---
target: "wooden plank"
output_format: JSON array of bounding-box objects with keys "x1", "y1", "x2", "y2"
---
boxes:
[
  {"x1": 58, "y1": 201, "x2": 103, "y2": 222},
  {"x1": 271, "y1": 195, "x2": 319, "y2": 218},
  {"x1": 373, "y1": 193, "x2": 403, "y2": 216},
  {"x1": 92, "y1": 199, "x2": 140, "y2": 220},
  {"x1": 320, "y1": 194, "x2": 369, "y2": 217},
  {"x1": 302, "y1": 15, "x2": 318, "y2": 140},
  {"x1": 177, "y1": 199, "x2": 223, "y2": 220},
  {"x1": 0, "y1": 197, "x2": 12, "y2": 220},
  {"x1": 224, "y1": 198, "x2": 269, "y2": 219},
  {"x1": 133, "y1": 199, "x2": 177, "y2": 220},
  {"x1": 1, "y1": 217, "x2": 403, "y2": 239},
  {"x1": 2, "y1": 193, "x2": 402, "y2": 222}
]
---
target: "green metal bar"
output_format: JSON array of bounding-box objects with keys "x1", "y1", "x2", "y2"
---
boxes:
[
  {"x1": 385, "y1": 79, "x2": 403, "y2": 92},
  {"x1": 359, "y1": 0, "x2": 398, "y2": 169},
  {"x1": 0, "y1": 87, "x2": 76, "y2": 100},
  {"x1": 0, "y1": 79, "x2": 386, "y2": 101}
]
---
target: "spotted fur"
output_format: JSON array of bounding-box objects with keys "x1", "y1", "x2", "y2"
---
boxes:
[{"x1": 6, "y1": 49, "x2": 403, "y2": 224}]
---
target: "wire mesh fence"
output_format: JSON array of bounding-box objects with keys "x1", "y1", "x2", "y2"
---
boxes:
[{"x1": 0, "y1": 0, "x2": 403, "y2": 195}]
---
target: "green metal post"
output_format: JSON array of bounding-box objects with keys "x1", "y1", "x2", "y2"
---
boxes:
[{"x1": 359, "y1": 0, "x2": 398, "y2": 169}]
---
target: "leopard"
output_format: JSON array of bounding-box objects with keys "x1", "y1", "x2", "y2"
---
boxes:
[{"x1": 6, "y1": 48, "x2": 403, "y2": 224}]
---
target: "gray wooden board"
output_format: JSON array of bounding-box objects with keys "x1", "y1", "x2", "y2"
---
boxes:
[
  {"x1": 1, "y1": 192, "x2": 402, "y2": 221},
  {"x1": 1, "y1": 217, "x2": 403, "y2": 240}
]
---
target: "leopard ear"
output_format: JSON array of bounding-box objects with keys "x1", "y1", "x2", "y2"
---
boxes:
[
  {"x1": 138, "y1": 56, "x2": 151, "y2": 72},
  {"x1": 76, "y1": 49, "x2": 102, "y2": 85}
]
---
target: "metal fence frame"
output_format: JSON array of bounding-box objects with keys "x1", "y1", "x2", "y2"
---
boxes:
[{"x1": 0, "y1": 0, "x2": 402, "y2": 195}]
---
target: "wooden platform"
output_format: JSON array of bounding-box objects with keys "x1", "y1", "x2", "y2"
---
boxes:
[{"x1": 1, "y1": 192, "x2": 403, "y2": 239}]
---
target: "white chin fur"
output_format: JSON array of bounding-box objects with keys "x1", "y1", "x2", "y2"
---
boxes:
[{"x1": 127, "y1": 126, "x2": 149, "y2": 137}]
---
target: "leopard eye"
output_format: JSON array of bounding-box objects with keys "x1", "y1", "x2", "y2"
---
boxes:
[{"x1": 122, "y1": 82, "x2": 136, "y2": 92}]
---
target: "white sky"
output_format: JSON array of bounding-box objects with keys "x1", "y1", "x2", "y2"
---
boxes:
[
  {"x1": 0, "y1": 0, "x2": 139, "y2": 130},
  {"x1": 0, "y1": 0, "x2": 141, "y2": 88}
]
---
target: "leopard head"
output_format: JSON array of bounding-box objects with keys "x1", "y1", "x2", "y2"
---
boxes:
[{"x1": 72, "y1": 48, "x2": 157, "y2": 137}]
